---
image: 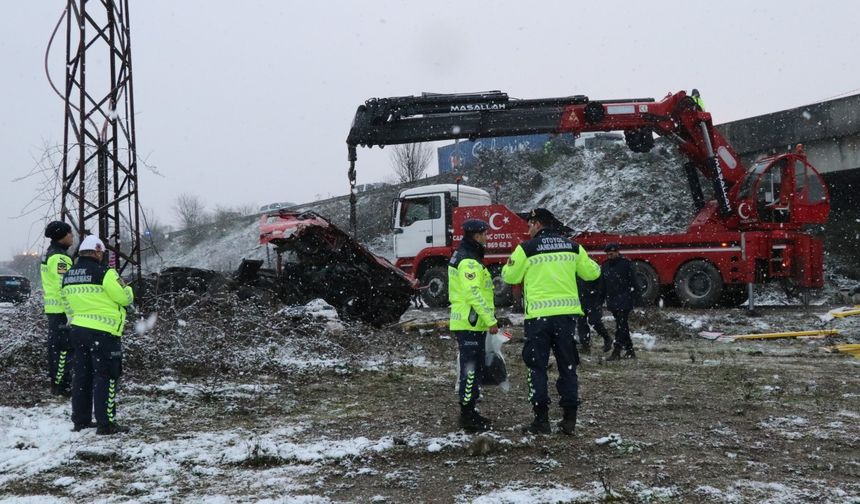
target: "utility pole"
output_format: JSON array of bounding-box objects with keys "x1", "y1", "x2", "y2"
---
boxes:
[{"x1": 61, "y1": 0, "x2": 141, "y2": 281}]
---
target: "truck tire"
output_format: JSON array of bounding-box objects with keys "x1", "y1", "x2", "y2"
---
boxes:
[
  {"x1": 632, "y1": 261, "x2": 659, "y2": 306},
  {"x1": 420, "y1": 266, "x2": 449, "y2": 308},
  {"x1": 490, "y1": 266, "x2": 513, "y2": 307},
  {"x1": 674, "y1": 260, "x2": 723, "y2": 308}
]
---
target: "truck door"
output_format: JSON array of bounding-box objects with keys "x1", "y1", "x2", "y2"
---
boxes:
[
  {"x1": 754, "y1": 158, "x2": 791, "y2": 223},
  {"x1": 394, "y1": 194, "x2": 445, "y2": 258},
  {"x1": 788, "y1": 158, "x2": 830, "y2": 225}
]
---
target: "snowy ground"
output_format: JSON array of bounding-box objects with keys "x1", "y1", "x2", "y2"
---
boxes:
[{"x1": 2, "y1": 297, "x2": 859, "y2": 503}]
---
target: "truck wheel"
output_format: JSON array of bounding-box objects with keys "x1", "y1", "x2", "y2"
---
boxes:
[
  {"x1": 674, "y1": 260, "x2": 723, "y2": 308},
  {"x1": 490, "y1": 266, "x2": 513, "y2": 307},
  {"x1": 420, "y1": 266, "x2": 449, "y2": 308},
  {"x1": 632, "y1": 261, "x2": 659, "y2": 306}
]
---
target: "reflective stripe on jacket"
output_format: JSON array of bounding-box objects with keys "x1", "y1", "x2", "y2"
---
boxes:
[
  {"x1": 501, "y1": 228, "x2": 600, "y2": 319},
  {"x1": 448, "y1": 238, "x2": 497, "y2": 331},
  {"x1": 40, "y1": 242, "x2": 73, "y2": 314},
  {"x1": 61, "y1": 256, "x2": 134, "y2": 336}
]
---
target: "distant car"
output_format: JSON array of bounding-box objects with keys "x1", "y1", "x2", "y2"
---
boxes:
[
  {"x1": 355, "y1": 182, "x2": 389, "y2": 193},
  {"x1": 259, "y1": 202, "x2": 295, "y2": 212},
  {"x1": 0, "y1": 273, "x2": 30, "y2": 304}
]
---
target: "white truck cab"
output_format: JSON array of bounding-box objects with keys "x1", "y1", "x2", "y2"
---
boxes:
[{"x1": 393, "y1": 184, "x2": 491, "y2": 260}]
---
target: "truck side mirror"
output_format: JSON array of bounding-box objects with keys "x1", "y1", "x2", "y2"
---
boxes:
[{"x1": 390, "y1": 198, "x2": 400, "y2": 230}]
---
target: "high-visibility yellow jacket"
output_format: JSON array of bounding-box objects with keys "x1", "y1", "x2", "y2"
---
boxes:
[
  {"x1": 502, "y1": 229, "x2": 600, "y2": 319},
  {"x1": 448, "y1": 239, "x2": 497, "y2": 331},
  {"x1": 40, "y1": 242, "x2": 73, "y2": 314},
  {"x1": 61, "y1": 256, "x2": 134, "y2": 336}
]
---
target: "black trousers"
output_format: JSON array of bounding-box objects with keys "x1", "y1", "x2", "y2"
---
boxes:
[
  {"x1": 71, "y1": 326, "x2": 123, "y2": 428},
  {"x1": 576, "y1": 306, "x2": 609, "y2": 344},
  {"x1": 522, "y1": 315, "x2": 579, "y2": 410},
  {"x1": 610, "y1": 309, "x2": 633, "y2": 350},
  {"x1": 455, "y1": 331, "x2": 485, "y2": 407},
  {"x1": 46, "y1": 313, "x2": 72, "y2": 390}
]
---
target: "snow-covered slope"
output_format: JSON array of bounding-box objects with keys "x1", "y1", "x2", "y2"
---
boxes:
[
  {"x1": 147, "y1": 142, "x2": 694, "y2": 272},
  {"x1": 143, "y1": 218, "x2": 266, "y2": 273},
  {"x1": 146, "y1": 141, "x2": 858, "y2": 301}
]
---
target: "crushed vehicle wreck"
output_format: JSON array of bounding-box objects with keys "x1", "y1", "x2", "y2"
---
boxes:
[
  {"x1": 136, "y1": 212, "x2": 417, "y2": 326},
  {"x1": 257, "y1": 210, "x2": 418, "y2": 326}
]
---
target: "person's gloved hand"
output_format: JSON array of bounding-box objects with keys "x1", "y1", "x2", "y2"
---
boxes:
[{"x1": 488, "y1": 325, "x2": 499, "y2": 334}]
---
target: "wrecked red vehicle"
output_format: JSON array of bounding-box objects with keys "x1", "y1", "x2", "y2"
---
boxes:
[{"x1": 259, "y1": 210, "x2": 418, "y2": 326}]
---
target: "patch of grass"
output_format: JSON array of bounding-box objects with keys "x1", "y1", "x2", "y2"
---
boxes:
[
  {"x1": 385, "y1": 371, "x2": 405, "y2": 382},
  {"x1": 76, "y1": 449, "x2": 123, "y2": 463},
  {"x1": 237, "y1": 439, "x2": 285, "y2": 468}
]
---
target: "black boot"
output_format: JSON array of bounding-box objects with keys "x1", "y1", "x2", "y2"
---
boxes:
[
  {"x1": 525, "y1": 404, "x2": 551, "y2": 434},
  {"x1": 601, "y1": 335, "x2": 612, "y2": 353},
  {"x1": 557, "y1": 408, "x2": 577, "y2": 435},
  {"x1": 459, "y1": 405, "x2": 491, "y2": 432},
  {"x1": 96, "y1": 423, "x2": 130, "y2": 436},
  {"x1": 623, "y1": 348, "x2": 637, "y2": 359},
  {"x1": 72, "y1": 421, "x2": 97, "y2": 432},
  {"x1": 606, "y1": 347, "x2": 622, "y2": 361},
  {"x1": 579, "y1": 340, "x2": 591, "y2": 354}
]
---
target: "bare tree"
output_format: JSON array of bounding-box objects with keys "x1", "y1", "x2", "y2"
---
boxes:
[
  {"x1": 173, "y1": 193, "x2": 205, "y2": 230},
  {"x1": 139, "y1": 208, "x2": 171, "y2": 258},
  {"x1": 390, "y1": 143, "x2": 433, "y2": 183},
  {"x1": 234, "y1": 203, "x2": 258, "y2": 216},
  {"x1": 212, "y1": 205, "x2": 243, "y2": 228}
]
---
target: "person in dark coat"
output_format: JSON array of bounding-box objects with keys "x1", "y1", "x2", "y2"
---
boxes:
[
  {"x1": 601, "y1": 243, "x2": 638, "y2": 360},
  {"x1": 576, "y1": 276, "x2": 611, "y2": 353}
]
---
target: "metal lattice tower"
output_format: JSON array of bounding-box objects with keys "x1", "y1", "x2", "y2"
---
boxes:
[{"x1": 61, "y1": 0, "x2": 141, "y2": 280}]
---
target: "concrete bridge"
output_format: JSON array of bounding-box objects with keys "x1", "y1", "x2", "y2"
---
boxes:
[{"x1": 717, "y1": 93, "x2": 860, "y2": 179}]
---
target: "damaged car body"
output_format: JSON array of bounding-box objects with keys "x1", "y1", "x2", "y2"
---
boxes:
[{"x1": 257, "y1": 210, "x2": 418, "y2": 326}]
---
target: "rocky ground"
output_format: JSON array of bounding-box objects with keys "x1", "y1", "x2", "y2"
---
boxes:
[{"x1": 1, "y1": 292, "x2": 859, "y2": 503}]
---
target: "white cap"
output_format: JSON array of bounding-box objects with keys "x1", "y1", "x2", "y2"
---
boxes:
[{"x1": 78, "y1": 235, "x2": 106, "y2": 252}]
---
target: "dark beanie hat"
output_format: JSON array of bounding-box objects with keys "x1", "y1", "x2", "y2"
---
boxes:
[
  {"x1": 528, "y1": 208, "x2": 561, "y2": 228},
  {"x1": 462, "y1": 219, "x2": 489, "y2": 233},
  {"x1": 45, "y1": 221, "x2": 72, "y2": 240}
]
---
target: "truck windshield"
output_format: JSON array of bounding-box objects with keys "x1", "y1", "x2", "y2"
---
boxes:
[
  {"x1": 399, "y1": 196, "x2": 441, "y2": 226},
  {"x1": 737, "y1": 160, "x2": 770, "y2": 200},
  {"x1": 795, "y1": 160, "x2": 827, "y2": 202}
]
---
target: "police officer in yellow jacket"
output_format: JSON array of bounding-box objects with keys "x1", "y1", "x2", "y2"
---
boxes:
[
  {"x1": 691, "y1": 89, "x2": 705, "y2": 111},
  {"x1": 449, "y1": 219, "x2": 498, "y2": 432},
  {"x1": 502, "y1": 208, "x2": 600, "y2": 435},
  {"x1": 61, "y1": 236, "x2": 134, "y2": 434},
  {"x1": 41, "y1": 221, "x2": 74, "y2": 396}
]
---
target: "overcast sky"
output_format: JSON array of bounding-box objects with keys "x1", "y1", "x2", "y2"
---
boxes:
[{"x1": 3, "y1": 0, "x2": 860, "y2": 261}]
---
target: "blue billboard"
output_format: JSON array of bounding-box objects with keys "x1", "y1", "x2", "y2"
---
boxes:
[{"x1": 437, "y1": 133, "x2": 552, "y2": 173}]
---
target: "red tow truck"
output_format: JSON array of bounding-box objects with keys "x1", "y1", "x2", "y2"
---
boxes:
[{"x1": 346, "y1": 90, "x2": 830, "y2": 308}]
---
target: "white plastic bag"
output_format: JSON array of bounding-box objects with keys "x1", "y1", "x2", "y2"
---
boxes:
[
  {"x1": 483, "y1": 331, "x2": 512, "y2": 391},
  {"x1": 454, "y1": 330, "x2": 512, "y2": 393}
]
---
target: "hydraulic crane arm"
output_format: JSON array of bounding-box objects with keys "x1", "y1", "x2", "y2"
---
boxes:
[{"x1": 346, "y1": 90, "x2": 746, "y2": 234}]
